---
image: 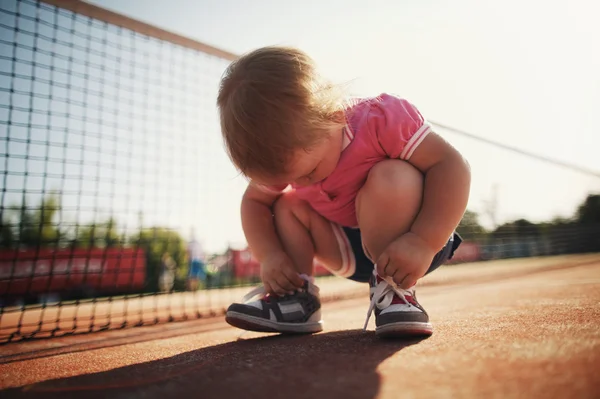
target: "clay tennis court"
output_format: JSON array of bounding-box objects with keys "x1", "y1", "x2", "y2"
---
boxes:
[{"x1": 1, "y1": 254, "x2": 599, "y2": 398}]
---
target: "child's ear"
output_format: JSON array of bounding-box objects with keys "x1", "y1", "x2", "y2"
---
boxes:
[{"x1": 332, "y1": 110, "x2": 345, "y2": 123}]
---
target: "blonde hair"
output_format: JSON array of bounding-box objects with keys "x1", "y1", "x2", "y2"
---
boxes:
[{"x1": 217, "y1": 46, "x2": 345, "y2": 178}]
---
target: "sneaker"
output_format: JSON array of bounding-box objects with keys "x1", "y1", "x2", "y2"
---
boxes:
[
  {"x1": 364, "y1": 270, "x2": 433, "y2": 337},
  {"x1": 225, "y1": 274, "x2": 323, "y2": 334}
]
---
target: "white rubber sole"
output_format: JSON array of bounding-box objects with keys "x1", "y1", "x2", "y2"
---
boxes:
[
  {"x1": 226, "y1": 311, "x2": 323, "y2": 334},
  {"x1": 376, "y1": 321, "x2": 433, "y2": 338}
]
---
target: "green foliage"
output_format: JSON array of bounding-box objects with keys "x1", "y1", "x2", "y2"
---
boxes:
[
  {"x1": 456, "y1": 210, "x2": 488, "y2": 241},
  {"x1": 0, "y1": 211, "x2": 15, "y2": 248},
  {"x1": 455, "y1": 194, "x2": 600, "y2": 254},
  {"x1": 576, "y1": 194, "x2": 600, "y2": 225},
  {"x1": 491, "y1": 219, "x2": 541, "y2": 239},
  {"x1": 0, "y1": 194, "x2": 62, "y2": 248},
  {"x1": 74, "y1": 217, "x2": 121, "y2": 248},
  {"x1": 132, "y1": 227, "x2": 188, "y2": 292}
]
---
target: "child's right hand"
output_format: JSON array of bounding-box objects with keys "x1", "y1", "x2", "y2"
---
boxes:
[{"x1": 260, "y1": 251, "x2": 305, "y2": 296}]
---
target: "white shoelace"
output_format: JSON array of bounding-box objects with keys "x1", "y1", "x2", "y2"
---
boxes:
[
  {"x1": 363, "y1": 276, "x2": 414, "y2": 330},
  {"x1": 241, "y1": 285, "x2": 266, "y2": 303},
  {"x1": 240, "y1": 274, "x2": 319, "y2": 304}
]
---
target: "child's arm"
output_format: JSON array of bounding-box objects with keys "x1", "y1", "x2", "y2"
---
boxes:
[
  {"x1": 241, "y1": 185, "x2": 284, "y2": 260},
  {"x1": 371, "y1": 94, "x2": 470, "y2": 287},
  {"x1": 407, "y1": 132, "x2": 471, "y2": 252},
  {"x1": 241, "y1": 185, "x2": 305, "y2": 293},
  {"x1": 375, "y1": 131, "x2": 470, "y2": 289}
]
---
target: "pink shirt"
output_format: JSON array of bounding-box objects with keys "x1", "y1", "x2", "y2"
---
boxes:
[{"x1": 259, "y1": 93, "x2": 431, "y2": 228}]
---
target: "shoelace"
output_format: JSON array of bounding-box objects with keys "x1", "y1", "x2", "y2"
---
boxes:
[
  {"x1": 240, "y1": 274, "x2": 319, "y2": 304},
  {"x1": 363, "y1": 276, "x2": 414, "y2": 330},
  {"x1": 241, "y1": 285, "x2": 266, "y2": 303}
]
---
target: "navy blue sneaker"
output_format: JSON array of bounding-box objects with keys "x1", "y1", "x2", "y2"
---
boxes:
[
  {"x1": 226, "y1": 274, "x2": 323, "y2": 334},
  {"x1": 364, "y1": 270, "x2": 433, "y2": 337}
]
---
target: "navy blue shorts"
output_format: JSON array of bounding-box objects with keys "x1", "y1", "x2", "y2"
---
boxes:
[{"x1": 328, "y1": 224, "x2": 462, "y2": 283}]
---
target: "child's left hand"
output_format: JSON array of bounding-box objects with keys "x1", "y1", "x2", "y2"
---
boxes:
[{"x1": 375, "y1": 232, "x2": 437, "y2": 289}]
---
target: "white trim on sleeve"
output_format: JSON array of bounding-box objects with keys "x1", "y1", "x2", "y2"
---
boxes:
[{"x1": 400, "y1": 123, "x2": 432, "y2": 160}]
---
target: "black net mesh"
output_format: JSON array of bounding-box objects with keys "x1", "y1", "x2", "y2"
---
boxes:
[{"x1": 0, "y1": 0, "x2": 244, "y2": 343}]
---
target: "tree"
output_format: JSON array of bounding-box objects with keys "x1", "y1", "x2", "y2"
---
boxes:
[
  {"x1": 132, "y1": 227, "x2": 188, "y2": 292},
  {"x1": 5, "y1": 193, "x2": 63, "y2": 249},
  {"x1": 75, "y1": 217, "x2": 121, "y2": 248},
  {"x1": 456, "y1": 210, "x2": 488, "y2": 241},
  {"x1": 0, "y1": 211, "x2": 15, "y2": 248},
  {"x1": 576, "y1": 194, "x2": 600, "y2": 225},
  {"x1": 37, "y1": 194, "x2": 62, "y2": 246},
  {"x1": 573, "y1": 194, "x2": 600, "y2": 252},
  {"x1": 492, "y1": 219, "x2": 540, "y2": 239}
]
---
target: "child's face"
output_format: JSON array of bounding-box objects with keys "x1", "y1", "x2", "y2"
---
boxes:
[{"x1": 252, "y1": 126, "x2": 344, "y2": 187}]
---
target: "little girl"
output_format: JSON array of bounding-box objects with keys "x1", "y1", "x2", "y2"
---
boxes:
[{"x1": 217, "y1": 46, "x2": 470, "y2": 337}]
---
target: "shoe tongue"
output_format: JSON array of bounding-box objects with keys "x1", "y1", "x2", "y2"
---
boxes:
[
  {"x1": 391, "y1": 294, "x2": 417, "y2": 306},
  {"x1": 391, "y1": 295, "x2": 406, "y2": 305},
  {"x1": 374, "y1": 274, "x2": 417, "y2": 304}
]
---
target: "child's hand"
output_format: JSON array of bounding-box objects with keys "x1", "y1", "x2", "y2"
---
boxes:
[
  {"x1": 260, "y1": 251, "x2": 305, "y2": 296},
  {"x1": 376, "y1": 232, "x2": 437, "y2": 290}
]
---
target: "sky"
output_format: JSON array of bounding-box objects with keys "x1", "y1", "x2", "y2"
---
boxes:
[
  {"x1": 87, "y1": 0, "x2": 600, "y2": 247},
  {"x1": 2, "y1": 0, "x2": 599, "y2": 253}
]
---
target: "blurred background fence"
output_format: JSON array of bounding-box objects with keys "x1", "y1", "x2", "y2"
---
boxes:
[{"x1": 0, "y1": 0, "x2": 598, "y2": 344}]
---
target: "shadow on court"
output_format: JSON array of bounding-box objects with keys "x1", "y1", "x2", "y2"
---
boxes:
[{"x1": 3, "y1": 330, "x2": 426, "y2": 399}]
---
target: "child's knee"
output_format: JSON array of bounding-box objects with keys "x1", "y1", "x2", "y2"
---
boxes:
[
  {"x1": 273, "y1": 191, "x2": 307, "y2": 219},
  {"x1": 364, "y1": 160, "x2": 423, "y2": 202}
]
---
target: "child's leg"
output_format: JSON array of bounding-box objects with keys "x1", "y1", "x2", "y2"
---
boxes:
[
  {"x1": 225, "y1": 191, "x2": 341, "y2": 334},
  {"x1": 356, "y1": 159, "x2": 458, "y2": 337},
  {"x1": 355, "y1": 159, "x2": 423, "y2": 262},
  {"x1": 272, "y1": 191, "x2": 344, "y2": 276}
]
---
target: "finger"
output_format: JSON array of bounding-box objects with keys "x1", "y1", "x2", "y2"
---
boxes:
[
  {"x1": 269, "y1": 279, "x2": 287, "y2": 296},
  {"x1": 375, "y1": 255, "x2": 389, "y2": 277},
  {"x1": 282, "y1": 267, "x2": 305, "y2": 288},
  {"x1": 273, "y1": 270, "x2": 297, "y2": 292},
  {"x1": 263, "y1": 281, "x2": 274, "y2": 295},
  {"x1": 402, "y1": 267, "x2": 426, "y2": 289},
  {"x1": 389, "y1": 267, "x2": 399, "y2": 282},
  {"x1": 399, "y1": 274, "x2": 417, "y2": 290},
  {"x1": 386, "y1": 260, "x2": 403, "y2": 281},
  {"x1": 393, "y1": 272, "x2": 409, "y2": 286},
  {"x1": 275, "y1": 274, "x2": 297, "y2": 293}
]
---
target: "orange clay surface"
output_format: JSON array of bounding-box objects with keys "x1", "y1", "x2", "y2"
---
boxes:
[{"x1": 1, "y1": 254, "x2": 599, "y2": 399}]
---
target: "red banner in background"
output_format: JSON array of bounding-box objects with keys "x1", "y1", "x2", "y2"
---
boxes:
[
  {"x1": 0, "y1": 248, "x2": 146, "y2": 296},
  {"x1": 447, "y1": 242, "x2": 481, "y2": 264}
]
